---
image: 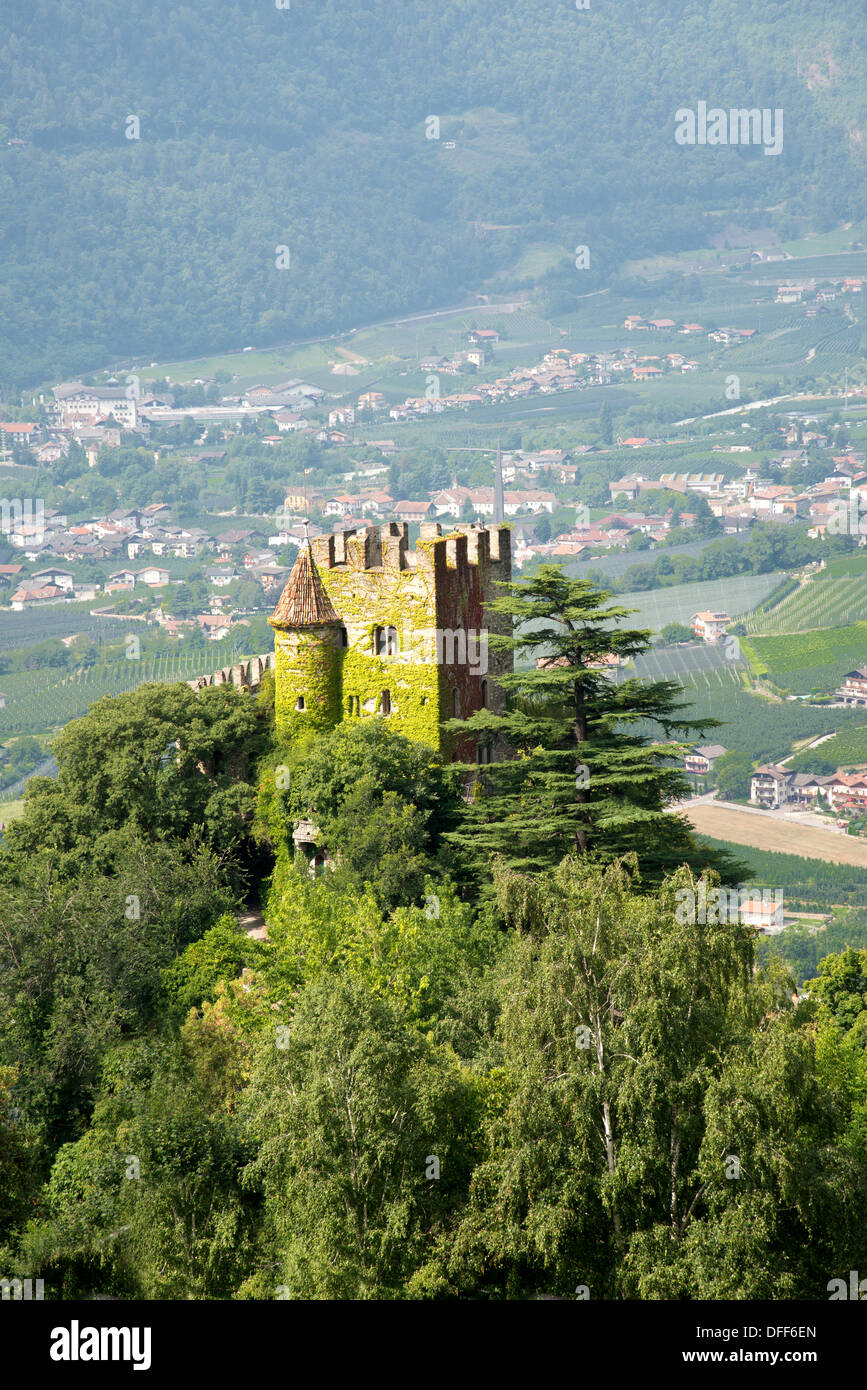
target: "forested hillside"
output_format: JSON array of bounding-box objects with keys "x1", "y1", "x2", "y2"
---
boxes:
[{"x1": 1, "y1": 0, "x2": 866, "y2": 384}]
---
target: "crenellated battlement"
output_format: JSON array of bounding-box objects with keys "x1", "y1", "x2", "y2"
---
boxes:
[
  {"x1": 311, "y1": 521, "x2": 510, "y2": 578},
  {"x1": 269, "y1": 520, "x2": 512, "y2": 754},
  {"x1": 187, "y1": 650, "x2": 275, "y2": 694}
]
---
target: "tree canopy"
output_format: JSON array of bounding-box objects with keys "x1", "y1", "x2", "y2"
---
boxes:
[{"x1": 444, "y1": 564, "x2": 745, "y2": 884}]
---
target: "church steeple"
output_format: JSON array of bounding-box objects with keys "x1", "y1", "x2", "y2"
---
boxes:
[{"x1": 493, "y1": 440, "x2": 505, "y2": 524}]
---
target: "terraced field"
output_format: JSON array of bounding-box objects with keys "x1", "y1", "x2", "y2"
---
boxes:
[
  {"x1": 789, "y1": 721, "x2": 867, "y2": 772},
  {"x1": 0, "y1": 610, "x2": 133, "y2": 652},
  {"x1": 746, "y1": 574, "x2": 867, "y2": 635},
  {"x1": 0, "y1": 643, "x2": 250, "y2": 737},
  {"x1": 748, "y1": 623, "x2": 867, "y2": 694},
  {"x1": 630, "y1": 643, "x2": 742, "y2": 683},
  {"x1": 612, "y1": 571, "x2": 784, "y2": 635}
]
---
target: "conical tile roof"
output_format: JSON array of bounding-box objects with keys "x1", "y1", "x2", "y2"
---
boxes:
[{"x1": 269, "y1": 543, "x2": 342, "y2": 629}]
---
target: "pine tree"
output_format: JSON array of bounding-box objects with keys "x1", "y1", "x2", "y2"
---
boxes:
[{"x1": 444, "y1": 565, "x2": 745, "y2": 883}]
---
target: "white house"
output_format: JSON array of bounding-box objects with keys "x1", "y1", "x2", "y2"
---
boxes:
[
  {"x1": 691, "y1": 610, "x2": 729, "y2": 643},
  {"x1": 136, "y1": 566, "x2": 170, "y2": 587}
]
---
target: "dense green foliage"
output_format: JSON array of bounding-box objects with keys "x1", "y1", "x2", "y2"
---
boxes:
[
  {"x1": 3, "y1": 681, "x2": 273, "y2": 874},
  {"x1": 444, "y1": 565, "x2": 744, "y2": 884},
  {"x1": 1, "y1": 574, "x2": 866, "y2": 1301},
  {"x1": 750, "y1": 622, "x2": 867, "y2": 695},
  {"x1": 2, "y1": 0, "x2": 866, "y2": 383},
  {"x1": 713, "y1": 749, "x2": 754, "y2": 800},
  {"x1": 257, "y1": 719, "x2": 462, "y2": 910},
  {"x1": 608, "y1": 524, "x2": 821, "y2": 596}
]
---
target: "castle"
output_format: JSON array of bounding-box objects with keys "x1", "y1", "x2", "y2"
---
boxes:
[{"x1": 268, "y1": 521, "x2": 512, "y2": 760}]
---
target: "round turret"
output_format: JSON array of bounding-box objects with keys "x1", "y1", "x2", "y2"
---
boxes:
[{"x1": 269, "y1": 532, "x2": 345, "y2": 738}]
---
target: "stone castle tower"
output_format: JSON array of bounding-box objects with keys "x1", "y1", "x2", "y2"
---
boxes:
[{"x1": 268, "y1": 521, "x2": 512, "y2": 760}]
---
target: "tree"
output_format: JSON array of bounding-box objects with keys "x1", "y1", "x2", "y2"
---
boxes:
[
  {"x1": 689, "y1": 492, "x2": 722, "y2": 538},
  {"x1": 714, "y1": 750, "x2": 754, "y2": 802},
  {"x1": 805, "y1": 948, "x2": 867, "y2": 1040},
  {"x1": 627, "y1": 530, "x2": 651, "y2": 551},
  {"x1": 261, "y1": 856, "x2": 498, "y2": 1027},
  {"x1": 269, "y1": 719, "x2": 456, "y2": 856},
  {"x1": 427, "y1": 856, "x2": 865, "y2": 1299},
  {"x1": 168, "y1": 577, "x2": 210, "y2": 617},
  {"x1": 660, "y1": 622, "x2": 694, "y2": 645},
  {"x1": 239, "y1": 974, "x2": 478, "y2": 1299},
  {"x1": 161, "y1": 914, "x2": 268, "y2": 1018},
  {"x1": 0, "y1": 1065, "x2": 39, "y2": 1245},
  {"x1": 3, "y1": 682, "x2": 271, "y2": 872},
  {"x1": 444, "y1": 565, "x2": 744, "y2": 883},
  {"x1": 0, "y1": 839, "x2": 238, "y2": 1144},
  {"x1": 257, "y1": 721, "x2": 462, "y2": 909},
  {"x1": 533, "y1": 512, "x2": 551, "y2": 544},
  {"x1": 322, "y1": 783, "x2": 432, "y2": 910},
  {"x1": 31, "y1": 1027, "x2": 259, "y2": 1299}
]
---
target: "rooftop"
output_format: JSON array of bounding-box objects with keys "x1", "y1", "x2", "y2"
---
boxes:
[{"x1": 269, "y1": 541, "x2": 342, "y2": 629}]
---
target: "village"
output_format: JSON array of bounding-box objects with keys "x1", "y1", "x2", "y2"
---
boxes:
[{"x1": 1, "y1": 282, "x2": 866, "y2": 668}]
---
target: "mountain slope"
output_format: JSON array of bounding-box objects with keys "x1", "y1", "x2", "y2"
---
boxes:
[{"x1": 0, "y1": 0, "x2": 864, "y2": 385}]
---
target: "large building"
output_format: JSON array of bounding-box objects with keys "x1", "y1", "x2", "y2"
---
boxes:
[
  {"x1": 835, "y1": 668, "x2": 867, "y2": 706},
  {"x1": 692, "y1": 610, "x2": 729, "y2": 643},
  {"x1": 684, "y1": 743, "x2": 727, "y2": 776},
  {"x1": 268, "y1": 521, "x2": 512, "y2": 760}
]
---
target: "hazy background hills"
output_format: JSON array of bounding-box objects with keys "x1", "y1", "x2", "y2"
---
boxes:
[{"x1": 1, "y1": 0, "x2": 865, "y2": 385}]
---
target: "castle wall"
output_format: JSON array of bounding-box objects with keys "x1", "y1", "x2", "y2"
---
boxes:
[
  {"x1": 277, "y1": 522, "x2": 511, "y2": 756},
  {"x1": 273, "y1": 626, "x2": 343, "y2": 740},
  {"x1": 186, "y1": 650, "x2": 275, "y2": 694},
  {"x1": 309, "y1": 523, "x2": 442, "y2": 748}
]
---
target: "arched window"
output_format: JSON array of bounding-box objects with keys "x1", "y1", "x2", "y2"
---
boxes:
[
  {"x1": 338, "y1": 626, "x2": 348, "y2": 648},
  {"x1": 476, "y1": 742, "x2": 492, "y2": 765},
  {"x1": 295, "y1": 695, "x2": 305, "y2": 711},
  {"x1": 380, "y1": 689, "x2": 391, "y2": 715},
  {"x1": 481, "y1": 679, "x2": 488, "y2": 707},
  {"x1": 452, "y1": 688, "x2": 460, "y2": 718},
  {"x1": 374, "y1": 625, "x2": 398, "y2": 656}
]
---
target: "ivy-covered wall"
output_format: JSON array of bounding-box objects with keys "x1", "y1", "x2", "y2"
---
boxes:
[
  {"x1": 273, "y1": 626, "x2": 342, "y2": 742},
  {"x1": 271, "y1": 524, "x2": 511, "y2": 756},
  {"x1": 326, "y1": 548, "x2": 439, "y2": 747}
]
